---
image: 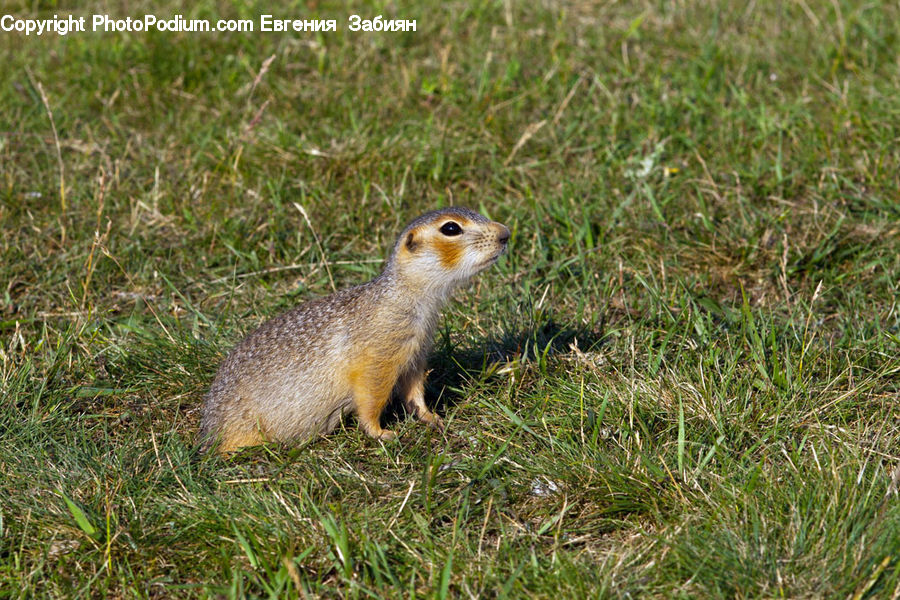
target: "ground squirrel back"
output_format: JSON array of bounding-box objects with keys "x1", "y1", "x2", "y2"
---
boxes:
[{"x1": 200, "y1": 207, "x2": 510, "y2": 453}]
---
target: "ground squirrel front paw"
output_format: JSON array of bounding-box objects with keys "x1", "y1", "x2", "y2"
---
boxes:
[
  {"x1": 425, "y1": 413, "x2": 445, "y2": 432},
  {"x1": 378, "y1": 429, "x2": 397, "y2": 441}
]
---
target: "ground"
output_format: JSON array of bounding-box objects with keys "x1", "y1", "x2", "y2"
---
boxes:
[{"x1": 1, "y1": 1, "x2": 898, "y2": 597}]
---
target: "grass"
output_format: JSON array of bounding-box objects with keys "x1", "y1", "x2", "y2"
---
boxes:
[{"x1": 1, "y1": 0, "x2": 899, "y2": 597}]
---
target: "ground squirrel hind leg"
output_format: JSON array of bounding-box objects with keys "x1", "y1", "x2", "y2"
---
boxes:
[
  {"x1": 398, "y1": 367, "x2": 445, "y2": 431},
  {"x1": 212, "y1": 425, "x2": 267, "y2": 454}
]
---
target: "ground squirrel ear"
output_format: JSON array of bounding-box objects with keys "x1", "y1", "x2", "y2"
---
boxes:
[{"x1": 405, "y1": 232, "x2": 418, "y2": 252}]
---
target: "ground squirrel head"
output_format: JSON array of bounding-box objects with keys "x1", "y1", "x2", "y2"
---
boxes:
[{"x1": 385, "y1": 207, "x2": 510, "y2": 296}]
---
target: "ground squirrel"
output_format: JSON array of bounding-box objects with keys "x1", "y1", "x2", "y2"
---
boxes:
[{"x1": 200, "y1": 207, "x2": 510, "y2": 453}]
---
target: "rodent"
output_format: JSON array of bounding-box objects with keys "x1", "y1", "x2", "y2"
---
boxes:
[{"x1": 199, "y1": 207, "x2": 510, "y2": 453}]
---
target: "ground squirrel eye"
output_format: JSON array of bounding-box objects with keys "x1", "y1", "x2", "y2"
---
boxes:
[{"x1": 439, "y1": 222, "x2": 462, "y2": 236}]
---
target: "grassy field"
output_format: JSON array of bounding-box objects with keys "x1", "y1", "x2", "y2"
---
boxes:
[{"x1": 2, "y1": 0, "x2": 899, "y2": 597}]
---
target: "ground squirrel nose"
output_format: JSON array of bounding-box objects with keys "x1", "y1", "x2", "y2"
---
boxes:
[{"x1": 498, "y1": 226, "x2": 510, "y2": 244}]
